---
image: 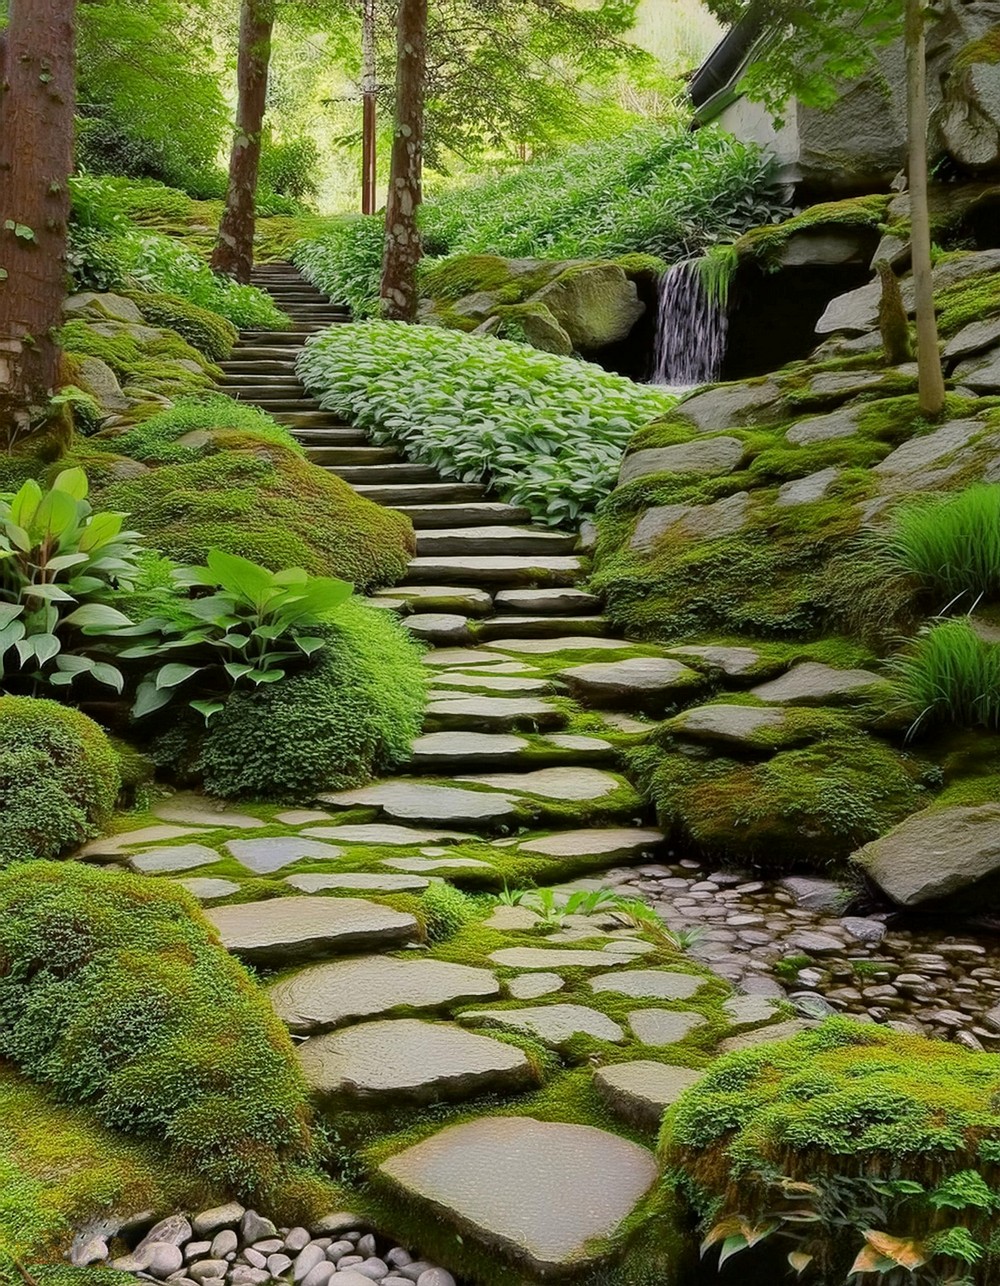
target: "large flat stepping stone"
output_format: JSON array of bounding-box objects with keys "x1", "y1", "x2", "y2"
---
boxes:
[
  {"x1": 382, "y1": 855, "x2": 494, "y2": 874},
  {"x1": 665, "y1": 644, "x2": 761, "y2": 676},
  {"x1": 405, "y1": 556, "x2": 582, "y2": 587},
  {"x1": 285, "y1": 872, "x2": 430, "y2": 894},
  {"x1": 79, "y1": 824, "x2": 208, "y2": 858},
  {"x1": 153, "y1": 795, "x2": 265, "y2": 830},
  {"x1": 456, "y1": 766, "x2": 623, "y2": 802},
  {"x1": 669, "y1": 704, "x2": 789, "y2": 750},
  {"x1": 269, "y1": 957, "x2": 501, "y2": 1033},
  {"x1": 628, "y1": 1010, "x2": 707, "y2": 1046},
  {"x1": 175, "y1": 877, "x2": 240, "y2": 901},
  {"x1": 404, "y1": 613, "x2": 474, "y2": 645},
  {"x1": 461, "y1": 1004, "x2": 624, "y2": 1049},
  {"x1": 594, "y1": 1061, "x2": 706, "y2": 1130},
  {"x1": 433, "y1": 672, "x2": 550, "y2": 693},
  {"x1": 422, "y1": 648, "x2": 518, "y2": 667},
  {"x1": 305, "y1": 823, "x2": 468, "y2": 845},
  {"x1": 373, "y1": 585, "x2": 494, "y2": 616},
  {"x1": 225, "y1": 836, "x2": 343, "y2": 874},
  {"x1": 517, "y1": 827, "x2": 663, "y2": 861},
  {"x1": 488, "y1": 635, "x2": 635, "y2": 654},
  {"x1": 750, "y1": 661, "x2": 884, "y2": 705},
  {"x1": 590, "y1": 970, "x2": 704, "y2": 1001},
  {"x1": 491, "y1": 947, "x2": 633, "y2": 970},
  {"x1": 508, "y1": 972, "x2": 564, "y2": 999},
  {"x1": 416, "y1": 526, "x2": 575, "y2": 556},
  {"x1": 379, "y1": 1117, "x2": 658, "y2": 1275},
  {"x1": 560, "y1": 657, "x2": 701, "y2": 708},
  {"x1": 718, "y1": 1018, "x2": 812, "y2": 1053},
  {"x1": 494, "y1": 587, "x2": 601, "y2": 614},
  {"x1": 206, "y1": 897, "x2": 418, "y2": 965},
  {"x1": 276, "y1": 809, "x2": 331, "y2": 825},
  {"x1": 425, "y1": 696, "x2": 566, "y2": 733},
  {"x1": 128, "y1": 843, "x2": 221, "y2": 874},
  {"x1": 321, "y1": 782, "x2": 519, "y2": 826},
  {"x1": 297, "y1": 1019, "x2": 533, "y2": 1103},
  {"x1": 410, "y1": 732, "x2": 529, "y2": 767}
]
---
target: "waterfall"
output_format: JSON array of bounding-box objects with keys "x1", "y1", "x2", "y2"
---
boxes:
[{"x1": 651, "y1": 259, "x2": 729, "y2": 388}]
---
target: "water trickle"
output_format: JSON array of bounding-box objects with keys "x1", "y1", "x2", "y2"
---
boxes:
[{"x1": 651, "y1": 258, "x2": 728, "y2": 388}]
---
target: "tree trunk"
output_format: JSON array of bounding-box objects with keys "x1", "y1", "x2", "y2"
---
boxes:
[
  {"x1": 0, "y1": 0, "x2": 76, "y2": 448},
  {"x1": 361, "y1": 0, "x2": 378, "y2": 215},
  {"x1": 905, "y1": 0, "x2": 946, "y2": 417},
  {"x1": 211, "y1": 0, "x2": 275, "y2": 284},
  {"x1": 380, "y1": 0, "x2": 427, "y2": 321}
]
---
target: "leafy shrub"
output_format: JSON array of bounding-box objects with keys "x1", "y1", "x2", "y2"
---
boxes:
[
  {"x1": 663, "y1": 1019, "x2": 1000, "y2": 1284},
  {"x1": 297, "y1": 323, "x2": 676, "y2": 525},
  {"x1": 890, "y1": 618, "x2": 1000, "y2": 737},
  {"x1": 188, "y1": 600, "x2": 426, "y2": 801},
  {"x1": 0, "y1": 861, "x2": 311, "y2": 1193},
  {"x1": 108, "y1": 395, "x2": 304, "y2": 465},
  {"x1": 260, "y1": 134, "x2": 320, "y2": 202},
  {"x1": 97, "y1": 442, "x2": 415, "y2": 589},
  {"x1": 0, "y1": 698, "x2": 120, "y2": 863},
  {"x1": 128, "y1": 290, "x2": 238, "y2": 360},
  {"x1": 880, "y1": 485, "x2": 1000, "y2": 612},
  {"x1": 293, "y1": 215, "x2": 386, "y2": 319},
  {"x1": 422, "y1": 882, "x2": 480, "y2": 942}
]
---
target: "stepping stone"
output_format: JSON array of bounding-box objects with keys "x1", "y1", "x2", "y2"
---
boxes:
[
  {"x1": 153, "y1": 795, "x2": 265, "y2": 830},
  {"x1": 507, "y1": 973, "x2": 564, "y2": 1000},
  {"x1": 382, "y1": 856, "x2": 494, "y2": 874},
  {"x1": 379, "y1": 1117, "x2": 657, "y2": 1275},
  {"x1": 560, "y1": 657, "x2": 701, "y2": 708},
  {"x1": 541, "y1": 733, "x2": 612, "y2": 755},
  {"x1": 421, "y1": 649, "x2": 512, "y2": 667},
  {"x1": 225, "y1": 836, "x2": 344, "y2": 875},
  {"x1": 425, "y1": 696, "x2": 565, "y2": 733},
  {"x1": 718, "y1": 1018, "x2": 813, "y2": 1053},
  {"x1": 285, "y1": 872, "x2": 430, "y2": 894},
  {"x1": 491, "y1": 947, "x2": 633, "y2": 970},
  {"x1": 724, "y1": 995, "x2": 781, "y2": 1028},
  {"x1": 175, "y1": 877, "x2": 240, "y2": 901},
  {"x1": 433, "y1": 672, "x2": 550, "y2": 693},
  {"x1": 297, "y1": 1019, "x2": 534, "y2": 1103},
  {"x1": 404, "y1": 556, "x2": 582, "y2": 587},
  {"x1": 489, "y1": 636, "x2": 635, "y2": 654},
  {"x1": 593, "y1": 1061, "x2": 706, "y2": 1130},
  {"x1": 665, "y1": 645, "x2": 760, "y2": 676},
  {"x1": 494, "y1": 588, "x2": 601, "y2": 614},
  {"x1": 268, "y1": 957, "x2": 501, "y2": 1033},
  {"x1": 304, "y1": 823, "x2": 469, "y2": 845},
  {"x1": 409, "y1": 732, "x2": 529, "y2": 768},
  {"x1": 461, "y1": 1004, "x2": 624, "y2": 1049},
  {"x1": 669, "y1": 704, "x2": 789, "y2": 750},
  {"x1": 321, "y1": 782, "x2": 520, "y2": 826},
  {"x1": 591, "y1": 970, "x2": 704, "y2": 1001},
  {"x1": 373, "y1": 585, "x2": 494, "y2": 616},
  {"x1": 79, "y1": 824, "x2": 208, "y2": 858},
  {"x1": 128, "y1": 843, "x2": 221, "y2": 874},
  {"x1": 750, "y1": 661, "x2": 884, "y2": 705},
  {"x1": 416, "y1": 526, "x2": 575, "y2": 556},
  {"x1": 476, "y1": 615, "x2": 607, "y2": 641},
  {"x1": 404, "y1": 614, "x2": 473, "y2": 645},
  {"x1": 276, "y1": 809, "x2": 332, "y2": 825},
  {"x1": 516, "y1": 828, "x2": 664, "y2": 861},
  {"x1": 456, "y1": 767, "x2": 623, "y2": 802},
  {"x1": 628, "y1": 1010, "x2": 707, "y2": 1046},
  {"x1": 206, "y1": 897, "x2": 418, "y2": 965},
  {"x1": 486, "y1": 905, "x2": 541, "y2": 930}
]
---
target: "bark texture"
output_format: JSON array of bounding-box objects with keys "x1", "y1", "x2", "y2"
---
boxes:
[
  {"x1": 0, "y1": 0, "x2": 76, "y2": 446},
  {"x1": 380, "y1": 0, "x2": 427, "y2": 321},
  {"x1": 905, "y1": 0, "x2": 946, "y2": 417},
  {"x1": 211, "y1": 0, "x2": 275, "y2": 284}
]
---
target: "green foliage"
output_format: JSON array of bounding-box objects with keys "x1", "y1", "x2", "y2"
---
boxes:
[
  {"x1": 58, "y1": 316, "x2": 216, "y2": 402},
  {"x1": 890, "y1": 618, "x2": 1000, "y2": 737},
  {"x1": 259, "y1": 133, "x2": 320, "y2": 203},
  {"x1": 422, "y1": 881, "x2": 481, "y2": 943},
  {"x1": 97, "y1": 442, "x2": 415, "y2": 591},
  {"x1": 293, "y1": 215, "x2": 387, "y2": 319},
  {"x1": 296, "y1": 322, "x2": 676, "y2": 525},
  {"x1": 664, "y1": 1019, "x2": 1000, "y2": 1283},
  {"x1": 0, "y1": 469, "x2": 141, "y2": 697},
  {"x1": 0, "y1": 861, "x2": 312, "y2": 1194},
  {"x1": 188, "y1": 601, "x2": 427, "y2": 801},
  {"x1": 0, "y1": 698, "x2": 120, "y2": 864},
  {"x1": 880, "y1": 485, "x2": 1000, "y2": 611},
  {"x1": 128, "y1": 291, "x2": 238, "y2": 360},
  {"x1": 109, "y1": 395, "x2": 304, "y2": 466}
]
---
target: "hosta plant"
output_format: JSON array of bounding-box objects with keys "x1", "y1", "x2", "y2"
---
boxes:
[
  {"x1": 121, "y1": 549, "x2": 352, "y2": 721},
  {"x1": 0, "y1": 469, "x2": 140, "y2": 695}
]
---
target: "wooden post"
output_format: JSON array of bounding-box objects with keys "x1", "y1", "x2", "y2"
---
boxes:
[{"x1": 362, "y1": 0, "x2": 378, "y2": 215}]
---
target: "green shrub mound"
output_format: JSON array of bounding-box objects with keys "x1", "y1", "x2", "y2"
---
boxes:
[
  {"x1": 127, "y1": 290, "x2": 239, "y2": 360},
  {"x1": 107, "y1": 395, "x2": 304, "y2": 465},
  {"x1": 0, "y1": 699, "x2": 121, "y2": 864},
  {"x1": 59, "y1": 317, "x2": 217, "y2": 402},
  {"x1": 190, "y1": 600, "x2": 426, "y2": 800},
  {"x1": 97, "y1": 442, "x2": 414, "y2": 588},
  {"x1": 0, "y1": 861, "x2": 311, "y2": 1193},
  {"x1": 297, "y1": 322, "x2": 676, "y2": 525},
  {"x1": 664, "y1": 1019, "x2": 1000, "y2": 1283},
  {"x1": 890, "y1": 618, "x2": 1000, "y2": 737}
]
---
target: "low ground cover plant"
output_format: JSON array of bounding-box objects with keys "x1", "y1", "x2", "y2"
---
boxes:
[
  {"x1": 297, "y1": 322, "x2": 676, "y2": 525},
  {"x1": 890, "y1": 618, "x2": 1000, "y2": 737}
]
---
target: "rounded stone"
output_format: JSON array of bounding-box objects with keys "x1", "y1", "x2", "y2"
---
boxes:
[{"x1": 146, "y1": 1244, "x2": 184, "y2": 1279}]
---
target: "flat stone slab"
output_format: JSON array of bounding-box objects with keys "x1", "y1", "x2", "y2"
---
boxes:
[
  {"x1": 268, "y1": 957, "x2": 501, "y2": 1033},
  {"x1": 405, "y1": 614, "x2": 473, "y2": 644},
  {"x1": 665, "y1": 645, "x2": 760, "y2": 676},
  {"x1": 494, "y1": 588, "x2": 601, "y2": 613},
  {"x1": 594, "y1": 1061, "x2": 706, "y2": 1130},
  {"x1": 128, "y1": 843, "x2": 221, "y2": 874},
  {"x1": 426, "y1": 697, "x2": 564, "y2": 731},
  {"x1": 590, "y1": 970, "x2": 704, "y2": 1001},
  {"x1": 422, "y1": 649, "x2": 513, "y2": 667},
  {"x1": 225, "y1": 837, "x2": 344, "y2": 874},
  {"x1": 669, "y1": 703, "x2": 788, "y2": 749},
  {"x1": 375, "y1": 585, "x2": 494, "y2": 615},
  {"x1": 488, "y1": 636, "x2": 636, "y2": 654},
  {"x1": 206, "y1": 897, "x2": 417, "y2": 965},
  {"x1": 321, "y1": 782, "x2": 519, "y2": 826},
  {"x1": 276, "y1": 809, "x2": 332, "y2": 825},
  {"x1": 724, "y1": 995, "x2": 781, "y2": 1027},
  {"x1": 433, "y1": 673, "x2": 549, "y2": 693},
  {"x1": 675, "y1": 381, "x2": 781, "y2": 430},
  {"x1": 383, "y1": 856, "x2": 494, "y2": 874},
  {"x1": 517, "y1": 828, "x2": 664, "y2": 861},
  {"x1": 410, "y1": 732, "x2": 529, "y2": 765},
  {"x1": 174, "y1": 877, "x2": 240, "y2": 901},
  {"x1": 457, "y1": 767, "x2": 622, "y2": 802},
  {"x1": 718, "y1": 1018, "x2": 811, "y2": 1053},
  {"x1": 750, "y1": 661, "x2": 883, "y2": 705},
  {"x1": 507, "y1": 972, "x2": 564, "y2": 1000},
  {"x1": 785, "y1": 408, "x2": 861, "y2": 445},
  {"x1": 491, "y1": 947, "x2": 632, "y2": 970},
  {"x1": 79, "y1": 824, "x2": 208, "y2": 857},
  {"x1": 872, "y1": 419, "x2": 983, "y2": 479},
  {"x1": 560, "y1": 657, "x2": 700, "y2": 707},
  {"x1": 285, "y1": 872, "x2": 430, "y2": 894},
  {"x1": 153, "y1": 795, "x2": 265, "y2": 830},
  {"x1": 406, "y1": 556, "x2": 582, "y2": 587},
  {"x1": 297, "y1": 1019, "x2": 533, "y2": 1103},
  {"x1": 462, "y1": 1003, "x2": 624, "y2": 1049},
  {"x1": 619, "y1": 436, "x2": 746, "y2": 485},
  {"x1": 379, "y1": 1117, "x2": 658, "y2": 1274},
  {"x1": 305, "y1": 823, "x2": 469, "y2": 845},
  {"x1": 628, "y1": 1010, "x2": 707, "y2": 1046},
  {"x1": 854, "y1": 803, "x2": 1000, "y2": 907},
  {"x1": 776, "y1": 466, "x2": 839, "y2": 507},
  {"x1": 630, "y1": 492, "x2": 750, "y2": 553}
]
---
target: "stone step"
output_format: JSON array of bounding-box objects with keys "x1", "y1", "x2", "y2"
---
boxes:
[
  {"x1": 205, "y1": 896, "x2": 419, "y2": 966},
  {"x1": 494, "y1": 587, "x2": 602, "y2": 615},
  {"x1": 239, "y1": 398, "x2": 323, "y2": 412},
  {"x1": 353, "y1": 481, "x2": 488, "y2": 506},
  {"x1": 293, "y1": 428, "x2": 369, "y2": 446},
  {"x1": 408, "y1": 730, "x2": 615, "y2": 771},
  {"x1": 423, "y1": 695, "x2": 567, "y2": 733},
  {"x1": 217, "y1": 359, "x2": 299, "y2": 375},
  {"x1": 476, "y1": 615, "x2": 608, "y2": 641},
  {"x1": 236, "y1": 330, "x2": 325, "y2": 345},
  {"x1": 225, "y1": 390, "x2": 312, "y2": 404},
  {"x1": 403, "y1": 556, "x2": 583, "y2": 588},
  {"x1": 217, "y1": 373, "x2": 303, "y2": 387},
  {"x1": 330, "y1": 463, "x2": 440, "y2": 485},
  {"x1": 371, "y1": 585, "x2": 495, "y2": 616},
  {"x1": 398, "y1": 501, "x2": 532, "y2": 529},
  {"x1": 305, "y1": 445, "x2": 401, "y2": 467},
  {"x1": 415, "y1": 526, "x2": 577, "y2": 557},
  {"x1": 226, "y1": 346, "x2": 310, "y2": 362},
  {"x1": 402, "y1": 614, "x2": 478, "y2": 646},
  {"x1": 272, "y1": 411, "x2": 355, "y2": 429}
]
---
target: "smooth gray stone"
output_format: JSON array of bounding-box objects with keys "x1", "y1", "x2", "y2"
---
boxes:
[
  {"x1": 854, "y1": 803, "x2": 1000, "y2": 907},
  {"x1": 209, "y1": 1231, "x2": 237, "y2": 1259},
  {"x1": 456, "y1": 766, "x2": 623, "y2": 802},
  {"x1": 241, "y1": 1212, "x2": 277, "y2": 1244},
  {"x1": 295, "y1": 1246, "x2": 329, "y2": 1280},
  {"x1": 301, "y1": 1265, "x2": 337, "y2": 1286},
  {"x1": 628, "y1": 1009, "x2": 706, "y2": 1045},
  {"x1": 517, "y1": 828, "x2": 663, "y2": 860},
  {"x1": 590, "y1": 970, "x2": 703, "y2": 1001},
  {"x1": 206, "y1": 897, "x2": 417, "y2": 965},
  {"x1": 750, "y1": 661, "x2": 883, "y2": 705},
  {"x1": 593, "y1": 1061, "x2": 706, "y2": 1130},
  {"x1": 559, "y1": 657, "x2": 700, "y2": 704},
  {"x1": 723, "y1": 995, "x2": 781, "y2": 1027},
  {"x1": 460, "y1": 1003, "x2": 625, "y2": 1048},
  {"x1": 665, "y1": 644, "x2": 760, "y2": 676},
  {"x1": 129, "y1": 843, "x2": 220, "y2": 874},
  {"x1": 225, "y1": 836, "x2": 344, "y2": 874},
  {"x1": 174, "y1": 877, "x2": 240, "y2": 901},
  {"x1": 191, "y1": 1205, "x2": 245, "y2": 1239},
  {"x1": 136, "y1": 1217, "x2": 193, "y2": 1254},
  {"x1": 285, "y1": 873, "x2": 430, "y2": 894},
  {"x1": 322, "y1": 781, "x2": 520, "y2": 824},
  {"x1": 618, "y1": 435, "x2": 745, "y2": 484}
]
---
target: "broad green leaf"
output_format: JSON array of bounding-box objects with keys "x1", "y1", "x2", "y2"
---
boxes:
[
  {"x1": 53, "y1": 467, "x2": 89, "y2": 501},
  {"x1": 23, "y1": 583, "x2": 75, "y2": 602},
  {"x1": 717, "y1": 1235, "x2": 749, "y2": 1268},
  {"x1": 90, "y1": 662, "x2": 125, "y2": 693},
  {"x1": 295, "y1": 635, "x2": 326, "y2": 656},
  {"x1": 249, "y1": 668, "x2": 286, "y2": 684},
  {"x1": 64, "y1": 602, "x2": 133, "y2": 629},
  {"x1": 46, "y1": 552, "x2": 90, "y2": 572},
  {"x1": 30, "y1": 633, "x2": 60, "y2": 666},
  {"x1": 154, "y1": 662, "x2": 203, "y2": 689},
  {"x1": 32, "y1": 485, "x2": 80, "y2": 541},
  {"x1": 4, "y1": 522, "x2": 32, "y2": 552},
  {"x1": 78, "y1": 510, "x2": 123, "y2": 552},
  {"x1": 55, "y1": 654, "x2": 95, "y2": 673},
  {"x1": 0, "y1": 603, "x2": 24, "y2": 626},
  {"x1": 223, "y1": 661, "x2": 254, "y2": 681},
  {"x1": 9, "y1": 478, "x2": 42, "y2": 529},
  {"x1": 133, "y1": 681, "x2": 174, "y2": 718},
  {"x1": 191, "y1": 699, "x2": 226, "y2": 724},
  {"x1": 206, "y1": 548, "x2": 277, "y2": 609}
]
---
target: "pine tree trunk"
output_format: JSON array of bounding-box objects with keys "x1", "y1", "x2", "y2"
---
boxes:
[
  {"x1": 905, "y1": 0, "x2": 946, "y2": 417},
  {"x1": 380, "y1": 0, "x2": 427, "y2": 321},
  {"x1": 361, "y1": 0, "x2": 378, "y2": 215},
  {"x1": 211, "y1": 0, "x2": 275, "y2": 284},
  {"x1": 0, "y1": 0, "x2": 76, "y2": 448}
]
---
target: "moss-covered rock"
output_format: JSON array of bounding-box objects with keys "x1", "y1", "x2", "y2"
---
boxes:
[{"x1": 126, "y1": 290, "x2": 239, "y2": 361}]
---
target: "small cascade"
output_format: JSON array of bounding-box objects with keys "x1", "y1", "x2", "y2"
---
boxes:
[{"x1": 651, "y1": 258, "x2": 729, "y2": 387}]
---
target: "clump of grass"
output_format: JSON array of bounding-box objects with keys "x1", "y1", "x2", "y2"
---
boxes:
[
  {"x1": 890, "y1": 617, "x2": 1000, "y2": 737},
  {"x1": 882, "y1": 485, "x2": 1000, "y2": 611}
]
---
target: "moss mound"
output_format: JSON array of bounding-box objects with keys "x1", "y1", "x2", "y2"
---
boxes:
[
  {"x1": 0, "y1": 861, "x2": 311, "y2": 1194},
  {"x1": 58, "y1": 319, "x2": 216, "y2": 400},
  {"x1": 97, "y1": 442, "x2": 415, "y2": 589},
  {"x1": 0, "y1": 698, "x2": 121, "y2": 864},
  {"x1": 126, "y1": 290, "x2": 239, "y2": 360},
  {"x1": 105, "y1": 395, "x2": 304, "y2": 466},
  {"x1": 663, "y1": 1019, "x2": 1000, "y2": 1282}
]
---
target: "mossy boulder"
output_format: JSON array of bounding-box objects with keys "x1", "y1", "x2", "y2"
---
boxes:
[
  {"x1": 532, "y1": 263, "x2": 644, "y2": 351},
  {"x1": 476, "y1": 303, "x2": 573, "y2": 355},
  {"x1": 126, "y1": 290, "x2": 239, "y2": 361}
]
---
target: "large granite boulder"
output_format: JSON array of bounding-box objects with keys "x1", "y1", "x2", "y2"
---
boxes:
[{"x1": 532, "y1": 264, "x2": 644, "y2": 351}]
